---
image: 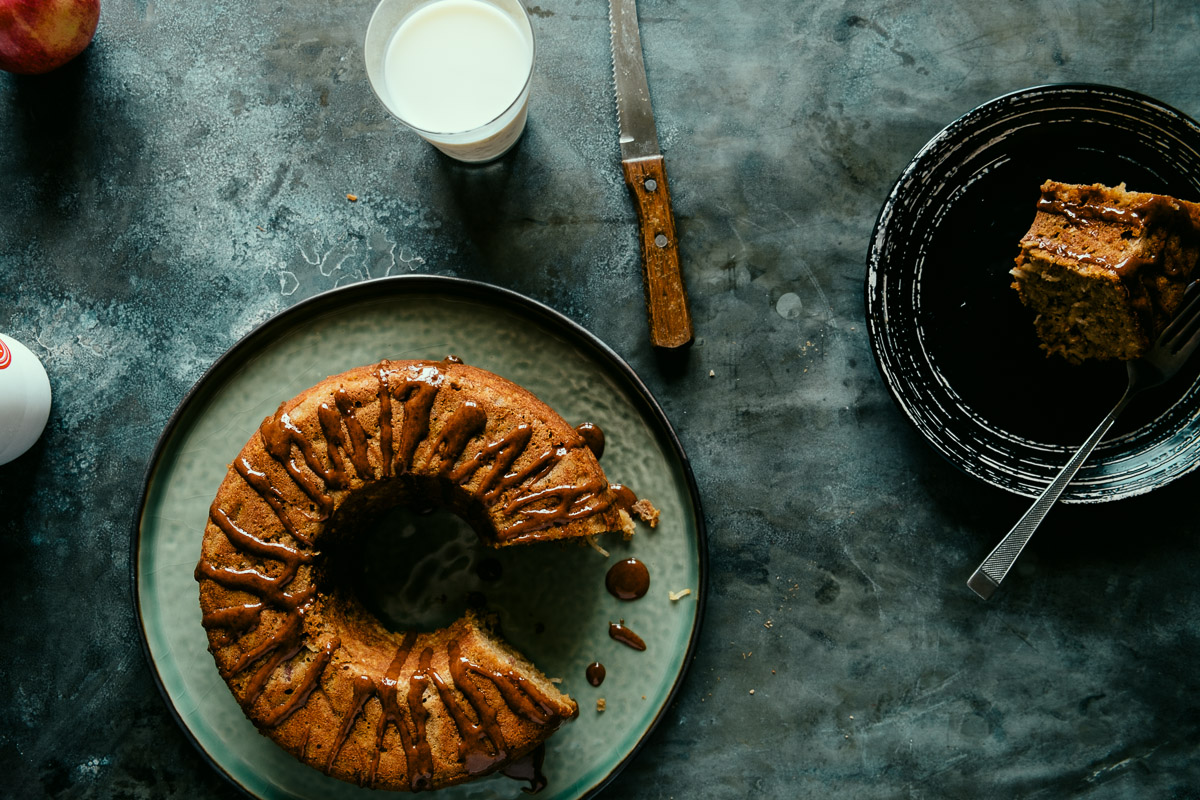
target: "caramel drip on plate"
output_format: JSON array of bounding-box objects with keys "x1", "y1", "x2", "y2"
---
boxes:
[
  {"x1": 585, "y1": 662, "x2": 606, "y2": 687},
  {"x1": 574, "y1": 422, "x2": 605, "y2": 459},
  {"x1": 608, "y1": 621, "x2": 647, "y2": 651},
  {"x1": 500, "y1": 745, "x2": 548, "y2": 794},
  {"x1": 605, "y1": 557, "x2": 650, "y2": 601},
  {"x1": 197, "y1": 359, "x2": 627, "y2": 786}
]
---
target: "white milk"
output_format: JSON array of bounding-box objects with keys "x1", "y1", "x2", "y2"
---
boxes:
[{"x1": 383, "y1": 0, "x2": 531, "y2": 134}]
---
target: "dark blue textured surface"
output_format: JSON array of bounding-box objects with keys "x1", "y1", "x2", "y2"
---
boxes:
[{"x1": 2, "y1": 1, "x2": 1199, "y2": 797}]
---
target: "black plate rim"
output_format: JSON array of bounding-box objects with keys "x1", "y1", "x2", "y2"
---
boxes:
[{"x1": 129, "y1": 274, "x2": 709, "y2": 799}]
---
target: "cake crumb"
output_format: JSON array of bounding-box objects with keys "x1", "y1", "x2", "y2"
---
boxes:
[
  {"x1": 584, "y1": 534, "x2": 610, "y2": 558},
  {"x1": 749, "y1": 689, "x2": 755, "y2": 695},
  {"x1": 619, "y1": 509, "x2": 636, "y2": 540},
  {"x1": 708, "y1": 370, "x2": 715, "y2": 377},
  {"x1": 631, "y1": 499, "x2": 660, "y2": 528},
  {"x1": 549, "y1": 677, "x2": 562, "y2": 684},
  {"x1": 346, "y1": 193, "x2": 358, "y2": 202},
  {"x1": 596, "y1": 698, "x2": 606, "y2": 712},
  {"x1": 668, "y1": 588, "x2": 692, "y2": 602}
]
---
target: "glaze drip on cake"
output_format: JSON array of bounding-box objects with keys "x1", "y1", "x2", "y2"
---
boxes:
[
  {"x1": 231, "y1": 359, "x2": 630, "y2": 541},
  {"x1": 195, "y1": 358, "x2": 638, "y2": 791}
]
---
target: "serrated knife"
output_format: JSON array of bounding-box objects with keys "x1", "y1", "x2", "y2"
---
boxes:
[{"x1": 609, "y1": 0, "x2": 694, "y2": 349}]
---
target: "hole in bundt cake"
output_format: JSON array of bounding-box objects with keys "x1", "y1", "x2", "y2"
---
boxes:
[
  {"x1": 335, "y1": 503, "x2": 487, "y2": 633},
  {"x1": 314, "y1": 472, "x2": 521, "y2": 634}
]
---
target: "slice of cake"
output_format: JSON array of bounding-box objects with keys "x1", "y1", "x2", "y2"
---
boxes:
[{"x1": 1011, "y1": 180, "x2": 1200, "y2": 363}]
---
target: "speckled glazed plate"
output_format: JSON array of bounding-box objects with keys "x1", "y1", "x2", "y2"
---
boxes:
[
  {"x1": 866, "y1": 84, "x2": 1200, "y2": 502},
  {"x1": 133, "y1": 276, "x2": 706, "y2": 799}
]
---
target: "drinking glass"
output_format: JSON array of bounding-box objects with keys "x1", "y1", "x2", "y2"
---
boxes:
[{"x1": 365, "y1": 0, "x2": 536, "y2": 163}]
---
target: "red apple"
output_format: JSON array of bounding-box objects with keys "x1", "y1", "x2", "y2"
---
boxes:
[{"x1": 0, "y1": 0, "x2": 100, "y2": 75}]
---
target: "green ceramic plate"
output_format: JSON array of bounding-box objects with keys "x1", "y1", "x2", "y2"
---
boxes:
[{"x1": 133, "y1": 276, "x2": 706, "y2": 800}]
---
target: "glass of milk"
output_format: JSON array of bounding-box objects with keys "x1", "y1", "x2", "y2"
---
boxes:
[{"x1": 365, "y1": 0, "x2": 535, "y2": 163}]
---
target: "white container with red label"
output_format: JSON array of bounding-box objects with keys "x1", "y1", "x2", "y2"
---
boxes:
[{"x1": 0, "y1": 333, "x2": 52, "y2": 465}]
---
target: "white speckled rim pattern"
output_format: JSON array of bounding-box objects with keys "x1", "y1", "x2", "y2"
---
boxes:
[
  {"x1": 132, "y1": 276, "x2": 706, "y2": 800},
  {"x1": 866, "y1": 83, "x2": 1200, "y2": 503}
]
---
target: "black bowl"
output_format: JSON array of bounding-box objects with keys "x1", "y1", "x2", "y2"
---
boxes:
[{"x1": 866, "y1": 84, "x2": 1200, "y2": 502}]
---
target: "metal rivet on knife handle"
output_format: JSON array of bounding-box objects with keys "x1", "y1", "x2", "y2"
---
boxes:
[{"x1": 622, "y1": 154, "x2": 694, "y2": 349}]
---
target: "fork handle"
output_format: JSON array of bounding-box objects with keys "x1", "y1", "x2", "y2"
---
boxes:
[{"x1": 967, "y1": 389, "x2": 1134, "y2": 600}]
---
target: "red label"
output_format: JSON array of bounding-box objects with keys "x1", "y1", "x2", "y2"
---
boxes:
[{"x1": 0, "y1": 340, "x2": 10, "y2": 370}]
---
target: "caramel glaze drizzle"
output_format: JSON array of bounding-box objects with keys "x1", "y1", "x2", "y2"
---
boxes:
[
  {"x1": 1028, "y1": 194, "x2": 1199, "y2": 278},
  {"x1": 196, "y1": 505, "x2": 320, "y2": 723},
  {"x1": 197, "y1": 359, "x2": 627, "y2": 787},
  {"x1": 234, "y1": 457, "x2": 316, "y2": 547},
  {"x1": 1036, "y1": 195, "x2": 1158, "y2": 228},
  {"x1": 1024, "y1": 232, "x2": 1157, "y2": 278},
  {"x1": 259, "y1": 406, "x2": 335, "y2": 514},
  {"x1": 315, "y1": 632, "x2": 572, "y2": 790},
  {"x1": 312, "y1": 633, "x2": 573, "y2": 791},
  {"x1": 317, "y1": 389, "x2": 373, "y2": 488}
]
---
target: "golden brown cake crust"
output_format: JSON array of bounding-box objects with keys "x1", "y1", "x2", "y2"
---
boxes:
[
  {"x1": 1011, "y1": 180, "x2": 1200, "y2": 363},
  {"x1": 195, "y1": 358, "x2": 638, "y2": 791}
]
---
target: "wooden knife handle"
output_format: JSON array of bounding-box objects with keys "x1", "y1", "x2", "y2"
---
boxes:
[{"x1": 622, "y1": 155, "x2": 694, "y2": 349}]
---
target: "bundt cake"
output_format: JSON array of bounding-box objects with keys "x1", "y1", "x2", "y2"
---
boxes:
[
  {"x1": 1011, "y1": 180, "x2": 1200, "y2": 363},
  {"x1": 194, "y1": 357, "x2": 638, "y2": 791}
]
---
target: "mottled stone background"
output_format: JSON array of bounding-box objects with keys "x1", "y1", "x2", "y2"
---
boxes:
[{"x1": 2, "y1": 0, "x2": 1199, "y2": 797}]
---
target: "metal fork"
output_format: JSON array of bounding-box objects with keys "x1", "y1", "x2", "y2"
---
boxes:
[{"x1": 968, "y1": 282, "x2": 1200, "y2": 600}]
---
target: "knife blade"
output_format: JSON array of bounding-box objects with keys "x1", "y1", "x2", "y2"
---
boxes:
[{"x1": 609, "y1": 0, "x2": 694, "y2": 349}]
